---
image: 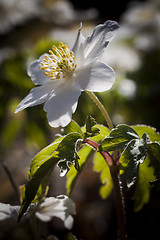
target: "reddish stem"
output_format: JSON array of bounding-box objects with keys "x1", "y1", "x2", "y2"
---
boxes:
[
  {"x1": 83, "y1": 138, "x2": 127, "y2": 240},
  {"x1": 83, "y1": 138, "x2": 113, "y2": 166}
]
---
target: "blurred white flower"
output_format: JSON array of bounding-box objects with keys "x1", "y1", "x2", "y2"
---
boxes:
[
  {"x1": 0, "y1": 195, "x2": 76, "y2": 229},
  {"x1": 117, "y1": 78, "x2": 137, "y2": 100},
  {"x1": 102, "y1": 43, "x2": 140, "y2": 72},
  {"x1": 120, "y1": 1, "x2": 160, "y2": 51},
  {"x1": 0, "y1": 203, "x2": 20, "y2": 221},
  {"x1": 42, "y1": 0, "x2": 98, "y2": 25},
  {"x1": 100, "y1": 1, "x2": 160, "y2": 74},
  {"x1": 34, "y1": 195, "x2": 76, "y2": 229},
  {"x1": 0, "y1": 0, "x2": 98, "y2": 34},
  {"x1": 15, "y1": 21, "x2": 119, "y2": 128},
  {"x1": 0, "y1": 0, "x2": 40, "y2": 34}
]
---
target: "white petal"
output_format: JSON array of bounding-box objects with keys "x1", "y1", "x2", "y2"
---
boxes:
[
  {"x1": 77, "y1": 60, "x2": 115, "y2": 92},
  {"x1": 72, "y1": 23, "x2": 85, "y2": 68},
  {"x1": 27, "y1": 54, "x2": 52, "y2": 85},
  {"x1": 43, "y1": 81, "x2": 81, "y2": 127},
  {"x1": 35, "y1": 196, "x2": 76, "y2": 229},
  {"x1": 56, "y1": 195, "x2": 76, "y2": 215},
  {"x1": 72, "y1": 22, "x2": 85, "y2": 56},
  {"x1": 64, "y1": 215, "x2": 74, "y2": 229},
  {"x1": 35, "y1": 212, "x2": 51, "y2": 222},
  {"x1": 15, "y1": 84, "x2": 53, "y2": 113},
  {"x1": 82, "y1": 20, "x2": 119, "y2": 61},
  {"x1": 0, "y1": 203, "x2": 20, "y2": 221}
]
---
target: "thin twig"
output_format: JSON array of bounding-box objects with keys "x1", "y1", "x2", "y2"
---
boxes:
[{"x1": 1, "y1": 162, "x2": 20, "y2": 203}]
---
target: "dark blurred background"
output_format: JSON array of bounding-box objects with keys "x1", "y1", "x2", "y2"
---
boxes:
[{"x1": 0, "y1": 0, "x2": 160, "y2": 239}]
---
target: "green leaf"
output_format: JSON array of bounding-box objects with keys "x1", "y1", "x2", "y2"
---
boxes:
[
  {"x1": 66, "y1": 124, "x2": 110, "y2": 195},
  {"x1": 64, "y1": 232, "x2": 78, "y2": 240},
  {"x1": 66, "y1": 145, "x2": 92, "y2": 195},
  {"x1": 28, "y1": 139, "x2": 62, "y2": 178},
  {"x1": 18, "y1": 137, "x2": 64, "y2": 221},
  {"x1": 134, "y1": 156, "x2": 155, "y2": 211},
  {"x1": 64, "y1": 120, "x2": 83, "y2": 135},
  {"x1": 88, "y1": 124, "x2": 110, "y2": 141},
  {"x1": 132, "y1": 125, "x2": 160, "y2": 143},
  {"x1": 18, "y1": 157, "x2": 58, "y2": 222},
  {"x1": 147, "y1": 142, "x2": 160, "y2": 178},
  {"x1": 120, "y1": 133, "x2": 148, "y2": 188},
  {"x1": 93, "y1": 152, "x2": 113, "y2": 199},
  {"x1": 99, "y1": 124, "x2": 139, "y2": 152},
  {"x1": 84, "y1": 116, "x2": 100, "y2": 138},
  {"x1": 57, "y1": 133, "x2": 83, "y2": 176}
]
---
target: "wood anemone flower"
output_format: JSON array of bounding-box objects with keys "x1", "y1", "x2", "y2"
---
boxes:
[{"x1": 15, "y1": 21, "x2": 119, "y2": 127}]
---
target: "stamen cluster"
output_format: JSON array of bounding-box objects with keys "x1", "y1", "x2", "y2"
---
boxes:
[{"x1": 40, "y1": 42, "x2": 77, "y2": 80}]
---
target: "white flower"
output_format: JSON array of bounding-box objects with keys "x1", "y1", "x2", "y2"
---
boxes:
[
  {"x1": 34, "y1": 195, "x2": 76, "y2": 229},
  {"x1": 0, "y1": 195, "x2": 76, "y2": 229},
  {"x1": 0, "y1": 0, "x2": 40, "y2": 34},
  {"x1": 0, "y1": 203, "x2": 20, "y2": 221},
  {"x1": 15, "y1": 21, "x2": 119, "y2": 127}
]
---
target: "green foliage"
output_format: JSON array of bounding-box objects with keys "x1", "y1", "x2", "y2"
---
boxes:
[
  {"x1": 18, "y1": 158, "x2": 56, "y2": 222},
  {"x1": 64, "y1": 232, "x2": 78, "y2": 240},
  {"x1": 119, "y1": 133, "x2": 148, "y2": 188},
  {"x1": 99, "y1": 124, "x2": 139, "y2": 152},
  {"x1": 18, "y1": 121, "x2": 86, "y2": 221},
  {"x1": 93, "y1": 152, "x2": 113, "y2": 199},
  {"x1": 28, "y1": 139, "x2": 62, "y2": 178},
  {"x1": 66, "y1": 145, "x2": 93, "y2": 196},
  {"x1": 84, "y1": 116, "x2": 100, "y2": 138},
  {"x1": 18, "y1": 117, "x2": 160, "y2": 222},
  {"x1": 132, "y1": 125, "x2": 160, "y2": 143},
  {"x1": 147, "y1": 142, "x2": 160, "y2": 178},
  {"x1": 64, "y1": 120, "x2": 83, "y2": 135},
  {"x1": 98, "y1": 124, "x2": 160, "y2": 209},
  {"x1": 18, "y1": 139, "x2": 62, "y2": 221},
  {"x1": 57, "y1": 132, "x2": 83, "y2": 176},
  {"x1": 66, "y1": 124, "x2": 110, "y2": 196},
  {"x1": 134, "y1": 156, "x2": 155, "y2": 212}
]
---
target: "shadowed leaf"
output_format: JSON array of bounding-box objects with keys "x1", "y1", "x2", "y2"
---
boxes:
[{"x1": 120, "y1": 133, "x2": 148, "y2": 188}]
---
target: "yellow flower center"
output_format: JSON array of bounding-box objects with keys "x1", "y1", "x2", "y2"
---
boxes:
[{"x1": 40, "y1": 42, "x2": 77, "y2": 80}]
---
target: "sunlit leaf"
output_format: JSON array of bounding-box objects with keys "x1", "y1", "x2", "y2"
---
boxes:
[
  {"x1": 57, "y1": 133, "x2": 83, "y2": 175},
  {"x1": 18, "y1": 137, "x2": 64, "y2": 221},
  {"x1": 93, "y1": 152, "x2": 113, "y2": 199},
  {"x1": 120, "y1": 133, "x2": 148, "y2": 188},
  {"x1": 134, "y1": 156, "x2": 155, "y2": 211},
  {"x1": 29, "y1": 139, "x2": 62, "y2": 178},
  {"x1": 18, "y1": 157, "x2": 58, "y2": 222},
  {"x1": 64, "y1": 120, "x2": 83, "y2": 135},
  {"x1": 132, "y1": 125, "x2": 160, "y2": 143},
  {"x1": 66, "y1": 145, "x2": 92, "y2": 196},
  {"x1": 66, "y1": 125, "x2": 110, "y2": 195},
  {"x1": 84, "y1": 116, "x2": 100, "y2": 138},
  {"x1": 99, "y1": 124, "x2": 139, "y2": 152}
]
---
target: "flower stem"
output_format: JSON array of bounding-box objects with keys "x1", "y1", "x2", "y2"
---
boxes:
[
  {"x1": 30, "y1": 213, "x2": 39, "y2": 240},
  {"x1": 110, "y1": 166, "x2": 127, "y2": 240},
  {"x1": 85, "y1": 91, "x2": 113, "y2": 130},
  {"x1": 83, "y1": 139, "x2": 127, "y2": 240}
]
